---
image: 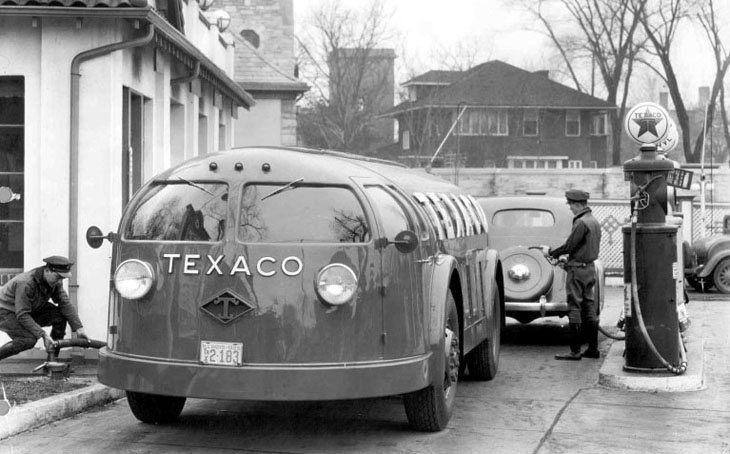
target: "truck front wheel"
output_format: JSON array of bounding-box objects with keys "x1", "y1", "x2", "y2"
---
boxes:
[
  {"x1": 403, "y1": 291, "x2": 460, "y2": 432},
  {"x1": 126, "y1": 391, "x2": 186, "y2": 424}
]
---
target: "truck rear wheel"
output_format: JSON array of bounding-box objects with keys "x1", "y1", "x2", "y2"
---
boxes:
[
  {"x1": 466, "y1": 279, "x2": 501, "y2": 380},
  {"x1": 126, "y1": 391, "x2": 186, "y2": 424},
  {"x1": 403, "y1": 291, "x2": 459, "y2": 432}
]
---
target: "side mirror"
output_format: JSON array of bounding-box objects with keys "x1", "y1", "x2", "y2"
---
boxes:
[
  {"x1": 86, "y1": 226, "x2": 117, "y2": 249},
  {"x1": 390, "y1": 230, "x2": 419, "y2": 254},
  {"x1": 0, "y1": 186, "x2": 21, "y2": 204}
]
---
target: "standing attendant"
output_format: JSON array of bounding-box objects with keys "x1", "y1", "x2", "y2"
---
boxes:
[
  {"x1": 0, "y1": 256, "x2": 87, "y2": 361},
  {"x1": 545, "y1": 190, "x2": 602, "y2": 360}
]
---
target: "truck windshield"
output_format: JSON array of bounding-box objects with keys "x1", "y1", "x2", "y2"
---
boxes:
[
  {"x1": 124, "y1": 181, "x2": 229, "y2": 242},
  {"x1": 238, "y1": 184, "x2": 370, "y2": 243}
]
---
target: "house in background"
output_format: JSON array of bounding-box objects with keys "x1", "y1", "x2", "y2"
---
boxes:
[
  {"x1": 218, "y1": 0, "x2": 308, "y2": 147},
  {"x1": 0, "y1": 0, "x2": 253, "y2": 355},
  {"x1": 381, "y1": 60, "x2": 617, "y2": 169}
]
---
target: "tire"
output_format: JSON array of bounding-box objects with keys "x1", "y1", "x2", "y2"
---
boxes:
[
  {"x1": 466, "y1": 279, "x2": 501, "y2": 380},
  {"x1": 682, "y1": 241, "x2": 694, "y2": 269},
  {"x1": 713, "y1": 258, "x2": 730, "y2": 294},
  {"x1": 501, "y1": 246, "x2": 554, "y2": 302},
  {"x1": 403, "y1": 291, "x2": 460, "y2": 432},
  {"x1": 126, "y1": 391, "x2": 186, "y2": 424}
]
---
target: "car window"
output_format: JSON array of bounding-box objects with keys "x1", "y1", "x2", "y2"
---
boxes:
[
  {"x1": 125, "y1": 181, "x2": 229, "y2": 242},
  {"x1": 238, "y1": 184, "x2": 369, "y2": 243},
  {"x1": 492, "y1": 209, "x2": 555, "y2": 228}
]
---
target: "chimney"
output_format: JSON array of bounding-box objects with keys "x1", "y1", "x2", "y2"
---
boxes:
[
  {"x1": 698, "y1": 86, "x2": 710, "y2": 107},
  {"x1": 659, "y1": 91, "x2": 669, "y2": 109},
  {"x1": 533, "y1": 70, "x2": 550, "y2": 79}
]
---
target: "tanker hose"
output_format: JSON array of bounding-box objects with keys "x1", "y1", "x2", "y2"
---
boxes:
[{"x1": 630, "y1": 208, "x2": 688, "y2": 375}]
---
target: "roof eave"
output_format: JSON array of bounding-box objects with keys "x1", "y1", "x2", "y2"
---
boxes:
[
  {"x1": 385, "y1": 103, "x2": 618, "y2": 113},
  {"x1": 0, "y1": 5, "x2": 255, "y2": 109}
]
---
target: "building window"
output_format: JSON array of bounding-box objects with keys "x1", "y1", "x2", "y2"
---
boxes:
[
  {"x1": 568, "y1": 160, "x2": 582, "y2": 168},
  {"x1": 123, "y1": 88, "x2": 151, "y2": 207},
  {"x1": 0, "y1": 76, "x2": 24, "y2": 270},
  {"x1": 240, "y1": 29, "x2": 260, "y2": 48},
  {"x1": 488, "y1": 109, "x2": 508, "y2": 135},
  {"x1": 402, "y1": 130, "x2": 410, "y2": 150},
  {"x1": 566, "y1": 111, "x2": 581, "y2": 136},
  {"x1": 456, "y1": 109, "x2": 508, "y2": 136},
  {"x1": 590, "y1": 113, "x2": 607, "y2": 136},
  {"x1": 456, "y1": 109, "x2": 486, "y2": 135},
  {"x1": 589, "y1": 160, "x2": 598, "y2": 168},
  {"x1": 523, "y1": 109, "x2": 538, "y2": 136},
  {"x1": 507, "y1": 156, "x2": 567, "y2": 169}
]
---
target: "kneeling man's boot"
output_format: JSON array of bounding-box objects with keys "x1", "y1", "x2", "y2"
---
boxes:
[{"x1": 555, "y1": 323, "x2": 582, "y2": 361}]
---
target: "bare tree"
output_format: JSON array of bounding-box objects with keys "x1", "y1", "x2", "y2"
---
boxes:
[
  {"x1": 523, "y1": 0, "x2": 645, "y2": 166},
  {"x1": 694, "y1": 0, "x2": 730, "y2": 160},
  {"x1": 429, "y1": 35, "x2": 493, "y2": 71},
  {"x1": 296, "y1": 0, "x2": 397, "y2": 153},
  {"x1": 636, "y1": 0, "x2": 698, "y2": 162}
]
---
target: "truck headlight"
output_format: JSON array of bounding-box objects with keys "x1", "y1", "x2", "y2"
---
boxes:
[
  {"x1": 114, "y1": 259, "x2": 155, "y2": 300},
  {"x1": 315, "y1": 264, "x2": 357, "y2": 305}
]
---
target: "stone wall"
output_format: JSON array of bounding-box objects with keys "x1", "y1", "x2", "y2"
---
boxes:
[{"x1": 428, "y1": 166, "x2": 730, "y2": 202}]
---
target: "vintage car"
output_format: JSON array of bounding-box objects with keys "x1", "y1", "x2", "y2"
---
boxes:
[
  {"x1": 684, "y1": 217, "x2": 730, "y2": 294},
  {"x1": 478, "y1": 196, "x2": 604, "y2": 324}
]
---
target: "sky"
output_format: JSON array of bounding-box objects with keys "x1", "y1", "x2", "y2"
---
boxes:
[{"x1": 293, "y1": 0, "x2": 725, "y2": 107}]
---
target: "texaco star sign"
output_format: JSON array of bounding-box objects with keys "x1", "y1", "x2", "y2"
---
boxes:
[{"x1": 624, "y1": 102, "x2": 671, "y2": 145}]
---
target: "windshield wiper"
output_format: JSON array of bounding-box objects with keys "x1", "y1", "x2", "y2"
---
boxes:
[
  {"x1": 261, "y1": 178, "x2": 304, "y2": 201},
  {"x1": 177, "y1": 176, "x2": 215, "y2": 196}
]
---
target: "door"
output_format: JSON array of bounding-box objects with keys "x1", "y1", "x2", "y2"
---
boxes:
[{"x1": 362, "y1": 183, "x2": 429, "y2": 358}]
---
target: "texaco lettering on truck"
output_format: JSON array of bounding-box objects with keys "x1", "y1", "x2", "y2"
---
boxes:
[{"x1": 86, "y1": 146, "x2": 505, "y2": 432}]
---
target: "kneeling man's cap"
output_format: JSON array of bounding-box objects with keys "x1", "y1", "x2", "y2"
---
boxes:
[
  {"x1": 43, "y1": 256, "x2": 74, "y2": 278},
  {"x1": 565, "y1": 189, "x2": 590, "y2": 202}
]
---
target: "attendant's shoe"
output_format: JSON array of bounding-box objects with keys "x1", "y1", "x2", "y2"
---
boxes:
[
  {"x1": 555, "y1": 351, "x2": 582, "y2": 361},
  {"x1": 581, "y1": 349, "x2": 600, "y2": 359}
]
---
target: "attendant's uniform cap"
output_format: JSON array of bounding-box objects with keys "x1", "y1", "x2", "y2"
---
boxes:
[
  {"x1": 43, "y1": 256, "x2": 74, "y2": 278},
  {"x1": 565, "y1": 189, "x2": 590, "y2": 202}
]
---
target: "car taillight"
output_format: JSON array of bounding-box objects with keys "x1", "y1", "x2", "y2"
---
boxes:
[
  {"x1": 114, "y1": 259, "x2": 155, "y2": 300},
  {"x1": 315, "y1": 264, "x2": 357, "y2": 305}
]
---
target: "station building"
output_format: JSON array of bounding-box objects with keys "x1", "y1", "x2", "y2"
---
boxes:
[{"x1": 0, "y1": 0, "x2": 260, "y2": 355}]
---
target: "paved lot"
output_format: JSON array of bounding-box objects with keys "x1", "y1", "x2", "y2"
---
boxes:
[{"x1": 0, "y1": 287, "x2": 728, "y2": 453}]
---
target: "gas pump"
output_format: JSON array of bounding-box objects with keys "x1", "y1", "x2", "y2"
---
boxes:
[{"x1": 622, "y1": 103, "x2": 688, "y2": 374}]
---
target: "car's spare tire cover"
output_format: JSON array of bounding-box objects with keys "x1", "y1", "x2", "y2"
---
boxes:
[{"x1": 502, "y1": 246, "x2": 554, "y2": 302}]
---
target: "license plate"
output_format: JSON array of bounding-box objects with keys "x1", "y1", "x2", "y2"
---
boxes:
[{"x1": 200, "y1": 341, "x2": 243, "y2": 366}]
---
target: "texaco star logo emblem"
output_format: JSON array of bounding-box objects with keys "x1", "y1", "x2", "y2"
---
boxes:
[
  {"x1": 632, "y1": 108, "x2": 664, "y2": 138},
  {"x1": 624, "y1": 102, "x2": 670, "y2": 145}
]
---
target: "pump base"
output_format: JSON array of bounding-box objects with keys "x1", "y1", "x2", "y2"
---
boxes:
[
  {"x1": 599, "y1": 339, "x2": 704, "y2": 392},
  {"x1": 622, "y1": 364, "x2": 672, "y2": 373}
]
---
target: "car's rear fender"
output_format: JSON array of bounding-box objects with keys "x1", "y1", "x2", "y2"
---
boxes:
[{"x1": 696, "y1": 250, "x2": 730, "y2": 278}]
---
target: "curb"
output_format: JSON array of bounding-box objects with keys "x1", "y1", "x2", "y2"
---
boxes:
[
  {"x1": 598, "y1": 338, "x2": 705, "y2": 392},
  {"x1": 0, "y1": 383, "x2": 124, "y2": 440}
]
